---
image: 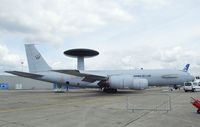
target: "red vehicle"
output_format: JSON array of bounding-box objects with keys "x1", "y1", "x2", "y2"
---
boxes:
[{"x1": 191, "y1": 97, "x2": 200, "y2": 114}]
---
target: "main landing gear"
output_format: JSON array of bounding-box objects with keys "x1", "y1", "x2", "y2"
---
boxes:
[
  {"x1": 54, "y1": 84, "x2": 67, "y2": 93},
  {"x1": 102, "y1": 88, "x2": 117, "y2": 93}
]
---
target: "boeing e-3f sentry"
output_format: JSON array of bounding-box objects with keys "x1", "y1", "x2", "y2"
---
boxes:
[{"x1": 6, "y1": 44, "x2": 194, "y2": 92}]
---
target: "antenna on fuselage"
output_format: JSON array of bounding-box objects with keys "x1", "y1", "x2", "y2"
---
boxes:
[{"x1": 64, "y1": 49, "x2": 99, "y2": 70}]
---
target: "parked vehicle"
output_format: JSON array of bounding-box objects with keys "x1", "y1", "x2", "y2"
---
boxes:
[{"x1": 183, "y1": 81, "x2": 200, "y2": 92}]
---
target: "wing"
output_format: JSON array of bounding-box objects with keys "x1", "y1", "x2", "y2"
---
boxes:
[
  {"x1": 52, "y1": 70, "x2": 107, "y2": 83},
  {"x1": 5, "y1": 71, "x2": 43, "y2": 79}
]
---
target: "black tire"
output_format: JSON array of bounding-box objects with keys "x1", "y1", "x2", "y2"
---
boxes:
[
  {"x1": 192, "y1": 88, "x2": 195, "y2": 92},
  {"x1": 197, "y1": 109, "x2": 200, "y2": 114},
  {"x1": 103, "y1": 88, "x2": 117, "y2": 93},
  {"x1": 184, "y1": 89, "x2": 188, "y2": 92},
  {"x1": 173, "y1": 85, "x2": 178, "y2": 90},
  {"x1": 113, "y1": 89, "x2": 117, "y2": 93}
]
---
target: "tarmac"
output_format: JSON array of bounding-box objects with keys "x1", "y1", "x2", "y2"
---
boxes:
[{"x1": 0, "y1": 88, "x2": 199, "y2": 127}]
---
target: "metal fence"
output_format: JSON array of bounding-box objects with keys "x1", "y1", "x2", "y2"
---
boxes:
[{"x1": 126, "y1": 93, "x2": 172, "y2": 113}]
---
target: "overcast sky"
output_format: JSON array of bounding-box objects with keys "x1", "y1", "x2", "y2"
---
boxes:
[{"x1": 0, "y1": 0, "x2": 200, "y2": 75}]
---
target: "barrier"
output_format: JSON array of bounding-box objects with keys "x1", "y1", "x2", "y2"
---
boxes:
[{"x1": 126, "y1": 93, "x2": 172, "y2": 113}]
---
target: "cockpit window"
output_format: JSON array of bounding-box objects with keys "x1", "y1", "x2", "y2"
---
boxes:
[
  {"x1": 184, "y1": 83, "x2": 192, "y2": 86},
  {"x1": 193, "y1": 83, "x2": 198, "y2": 86}
]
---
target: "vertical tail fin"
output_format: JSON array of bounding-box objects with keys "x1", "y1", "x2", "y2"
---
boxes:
[
  {"x1": 183, "y1": 64, "x2": 190, "y2": 72},
  {"x1": 25, "y1": 44, "x2": 51, "y2": 73}
]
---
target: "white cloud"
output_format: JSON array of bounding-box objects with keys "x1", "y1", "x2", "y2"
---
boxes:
[
  {"x1": 140, "y1": 0, "x2": 170, "y2": 9},
  {"x1": 124, "y1": 0, "x2": 171, "y2": 9},
  {"x1": 0, "y1": 43, "x2": 23, "y2": 71},
  {"x1": 0, "y1": 0, "x2": 135, "y2": 44},
  {"x1": 83, "y1": 45, "x2": 200, "y2": 75},
  {"x1": 0, "y1": 0, "x2": 200, "y2": 76},
  {"x1": 155, "y1": 47, "x2": 182, "y2": 62}
]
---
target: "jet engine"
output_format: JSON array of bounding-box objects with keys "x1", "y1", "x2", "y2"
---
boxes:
[{"x1": 108, "y1": 75, "x2": 148, "y2": 90}]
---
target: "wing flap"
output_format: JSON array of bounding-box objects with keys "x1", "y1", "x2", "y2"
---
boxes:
[
  {"x1": 53, "y1": 70, "x2": 85, "y2": 77},
  {"x1": 52, "y1": 70, "x2": 107, "y2": 83}
]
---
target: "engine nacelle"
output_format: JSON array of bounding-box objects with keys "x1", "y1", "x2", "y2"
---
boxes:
[{"x1": 108, "y1": 75, "x2": 148, "y2": 90}]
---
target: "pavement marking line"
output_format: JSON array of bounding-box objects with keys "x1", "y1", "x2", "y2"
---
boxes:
[
  {"x1": 0, "y1": 93, "x2": 172, "y2": 114},
  {"x1": 0, "y1": 101, "x2": 85, "y2": 113},
  {"x1": 0, "y1": 96, "x2": 124, "y2": 113},
  {"x1": 122, "y1": 111, "x2": 152, "y2": 127},
  {"x1": 121, "y1": 92, "x2": 184, "y2": 127},
  {"x1": 0, "y1": 119, "x2": 27, "y2": 127}
]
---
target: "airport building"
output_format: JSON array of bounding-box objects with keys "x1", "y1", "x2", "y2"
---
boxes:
[{"x1": 0, "y1": 75, "x2": 53, "y2": 90}]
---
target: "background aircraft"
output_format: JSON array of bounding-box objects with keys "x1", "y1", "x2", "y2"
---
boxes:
[{"x1": 6, "y1": 44, "x2": 194, "y2": 92}]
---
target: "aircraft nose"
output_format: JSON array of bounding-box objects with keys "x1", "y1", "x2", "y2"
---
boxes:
[{"x1": 189, "y1": 75, "x2": 195, "y2": 81}]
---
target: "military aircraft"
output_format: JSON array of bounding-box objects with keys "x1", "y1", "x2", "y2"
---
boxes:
[{"x1": 6, "y1": 44, "x2": 194, "y2": 92}]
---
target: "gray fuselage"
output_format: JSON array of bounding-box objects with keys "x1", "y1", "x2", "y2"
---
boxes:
[{"x1": 38, "y1": 69, "x2": 194, "y2": 89}]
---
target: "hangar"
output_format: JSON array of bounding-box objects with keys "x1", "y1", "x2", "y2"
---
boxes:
[{"x1": 0, "y1": 75, "x2": 53, "y2": 90}]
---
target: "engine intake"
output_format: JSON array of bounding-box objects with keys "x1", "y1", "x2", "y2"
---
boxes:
[{"x1": 108, "y1": 75, "x2": 148, "y2": 90}]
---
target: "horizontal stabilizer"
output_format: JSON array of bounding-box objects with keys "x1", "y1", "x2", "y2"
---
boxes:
[
  {"x1": 52, "y1": 70, "x2": 107, "y2": 83},
  {"x1": 5, "y1": 71, "x2": 43, "y2": 79}
]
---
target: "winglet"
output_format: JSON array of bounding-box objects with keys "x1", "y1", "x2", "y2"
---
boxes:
[{"x1": 183, "y1": 64, "x2": 190, "y2": 72}]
